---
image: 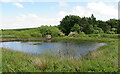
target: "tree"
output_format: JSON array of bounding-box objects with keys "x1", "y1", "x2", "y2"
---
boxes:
[
  {"x1": 97, "y1": 20, "x2": 111, "y2": 33},
  {"x1": 59, "y1": 15, "x2": 81, "y2": 35},
  {"x1": 91, "y1": 14, "x2": 96, "y2": 25},
  {"x1": 71, "y1": 24, "x2": 81, "y2": 33},
  {"x1": 38, "y1": 26, "x2": 64, "y2": 37},
  {"x1": 83, "y1": 24, "x2": 94, "y2": 34},
  {"x1": 93, "y1": 26, "x2": 104, "y2": 34},
  {"x1": 59, "y1": 14, "x2": 118, "y2": 35},
  {"x1": 118, "y1": 20, "x2": 120, "y2": 34},
  {"x1": 106, "y1": 19, "x2": 118, "y2": 28},
  {"x1": 38, "y1": 26, "x2": 52, "y2": 36},
  {"x1": 30, "y1": 32, "x2": 42, "y2": 38}
]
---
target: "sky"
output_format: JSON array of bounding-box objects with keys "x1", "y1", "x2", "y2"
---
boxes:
[{"x1": 0, "y1": 0, "x2": 119, "y2": 29}]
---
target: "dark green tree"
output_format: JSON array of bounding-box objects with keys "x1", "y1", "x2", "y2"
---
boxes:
[
  {"x1": 91, "y1": 14, "x2": 96, "y2": 25},
  {"x1": 83, "y1": 24, "x2": 94, "y2": 34},
  {"x1": 106, "y1": 19, "x2": 118, "y2": 28},
  {"x1": 71, "y1": 24, "x2": 81, "y2": 33},
  {"x1": 59, "y1": 14, "x2": 118, "y2": 35},
  {"x1": 59, "y1": 15, "x2": 81, "y2": 35}
]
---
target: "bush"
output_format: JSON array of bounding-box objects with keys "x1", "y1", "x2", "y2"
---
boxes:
[
  {"x1": 100, "y1": 34, "x2": 118, "y2": 38},
  {"x1": 93, "y1": 27, "x2": 104, "y2": 34},
  {"x1": 106, "y1": 31, "x2": 115, "y2": 34},
  {"x1": 79, "y1": 32, "x2": 85, "y2": 35},
  {"x1": 30, "y1": 32, "x2": 42, "y2": 38},
  {"x1": 87, "y1": 34, "x2": 118, "y2": 39},
  {"x1": 59, "y1": 32, "x2": 65, "y2": 37},
  {"x1": 38, "y1": 26, "x2": 64, "y2": 37},
  {"x1": 88, "y1": 34, "x2": 101, "y2": 38},
  {"x1": 79, "y1": 34, "x2": 89, "y2": 38}
]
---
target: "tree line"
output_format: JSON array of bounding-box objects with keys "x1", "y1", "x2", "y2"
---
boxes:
[
  {"x1": 58, "y1": 14, "x2": 119, "y2": 35},
  {"x1": 2, "y1": 14, "x2": 119, "y2": 39}
]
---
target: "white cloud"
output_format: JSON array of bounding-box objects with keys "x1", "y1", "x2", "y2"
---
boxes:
[
  {"x1": 16, "y1": 14, "x2": 40, "y2": 21},
  {"x1": 1, "y1": 13, "x2": 59, "y2": 29},
  {"x1": 0, "y1": 0, "x2": 26, "y2": 2},
  {"x1": 59, "y1": 2, "x2": 69, "y2": 7},
  {"x1": 18, "y1": 0, "x2": 24, "y2": 2},
  {"x1": 0, "y1": 0, "x2": 117, "y2": 2},
  {"x1": 116, "y1": 0, "x2": 120, "y2": 2},
  {"x1": 59, "y1": 11, "x2": 69, "y2": 17},
  {"x1": 13, "y1": 3, "x2": 24, "y2": 8},
  {"x1": 59, "y1": 2, "x2": 117, "y2": 21},
  {"x1": 87, "y1": 2, "x2": 117, "y2": 20},
  {"x1": 72, "y1": 6, "x2": 91, "y2": 17},
  {"x1": 0, "y1": 0, "x2": 12, "y2": 2},
  {"x1": 1, "y1": 2, "x2": 118, "y2": 29}
]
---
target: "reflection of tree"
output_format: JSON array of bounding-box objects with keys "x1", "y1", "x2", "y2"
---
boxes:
[{"x1": 58, "y1": 42, "x2": 81, "y2": 57}]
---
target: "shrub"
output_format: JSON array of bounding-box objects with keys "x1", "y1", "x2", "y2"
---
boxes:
[
  {"x1": 106, "y1": 31, "x2": 115, "y2": 34},
  {"x1": 38, "y1": 26, "x2": 64, "y2": 37},
  {"x1": 100, "y1": 34, "x2": 118, "y2": 38},
  {"x1": 79, "y1": 32, "x2": 85, "y2": 35},
  {"x1": 88, "y1": 34, "x2": 101, "y2": 38},
  {"x1": 30, "y1": 32, "x2": 42, "y2": 38}
]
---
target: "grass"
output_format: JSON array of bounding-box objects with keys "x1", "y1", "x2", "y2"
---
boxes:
[
  {"x1": 2, "y1": 36, "x2": 119, "y2": 72},
  {"x1": 52, "y1": 36, "x2": 118, "y2": 43},
  {"x1": 0, "y1": 48, "x2": 2, "y2": 73}
]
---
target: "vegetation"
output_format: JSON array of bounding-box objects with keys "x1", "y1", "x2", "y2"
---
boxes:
[
  {"x1": 1, "y1": 26, "x2": 64, "y2": 40},
  {"x1": 59, "y1": 14, "x2": 119, "y2": 35},
  {"x1": 2, "y1": 37, "x2": 118, "y2": 72},
  {"x1": 0, "y1": 48, "x2": 1, "y2": 72},
  {"x1": 1, "y1": 14, "x2": 119, "y2": 72},
  {"x1": 1, "y1": 14, "x2": 119, "y2": 40}
]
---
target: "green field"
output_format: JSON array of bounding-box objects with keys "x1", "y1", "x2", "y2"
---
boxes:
[
  {"x1": 1, "y1": 14, "x2": 119, "y2": 72},
  {"x1": 2, "y1": 36, "x2": 119, "y2": 72}
]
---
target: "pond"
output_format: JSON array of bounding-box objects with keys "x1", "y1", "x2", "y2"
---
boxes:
[{"x1": 1, "y1": 41, "x2": 106, "y2": 57}]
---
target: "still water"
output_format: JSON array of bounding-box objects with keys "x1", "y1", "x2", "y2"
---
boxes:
[{"x1": 1, "y1": 41, "x2": 106, "y2": 57}]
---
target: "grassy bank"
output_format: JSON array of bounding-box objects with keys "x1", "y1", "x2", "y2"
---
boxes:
[
  {"x1": 52, "y1": 36, "x2": 118, "y2": 43},
  {"x1": 2, "y1": 37, "x2": 118, "y2": 72}
]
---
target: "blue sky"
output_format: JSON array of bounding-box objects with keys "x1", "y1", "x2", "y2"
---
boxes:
[{"x1": 0, "y1": 0, "x2": 119, "y2": 29}]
